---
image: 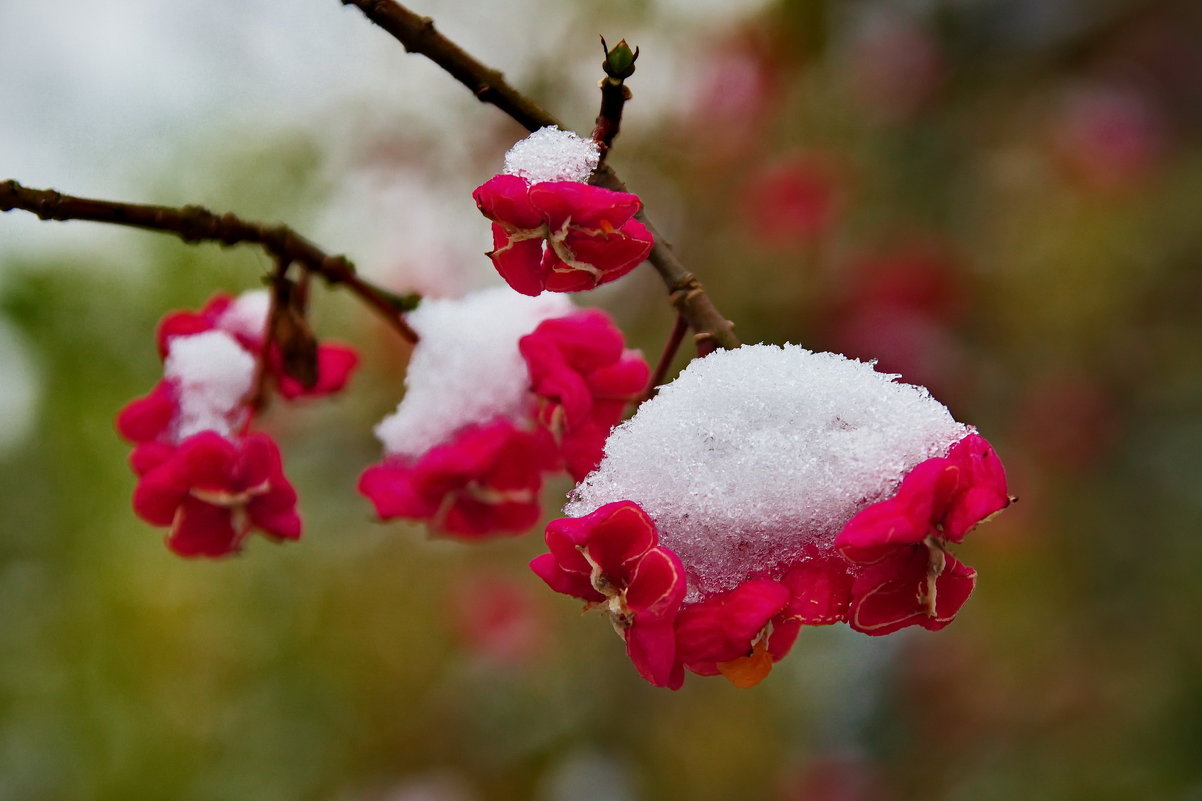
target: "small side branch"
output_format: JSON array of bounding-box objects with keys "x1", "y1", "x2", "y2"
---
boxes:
[
  {"x1": 592, "y1": 37, "x2": 637, "y2": 162},
  {"x1": 643, "y1": 313, "x2": 688, "y2": 402},
  {"x1": 1, "y1": 179, "x2": 419, "y2": 343}
]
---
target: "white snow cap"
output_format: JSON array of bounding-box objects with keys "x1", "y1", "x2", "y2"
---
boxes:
[
  {"x1": 374, "y1": 287, "x2": 574, "y2": 459},
  {"x1": 503, "y1": 126, "x2": 600, "y2": 184},
  {"x1": 164, "y1": 330, "x2": 256, "y2": 440},
  {"x1": 216, "y1": 290, "x2": 270, "y2": 343},
  {"x1": 566, "y1": 344, "x2": 970, "y2": 599}
]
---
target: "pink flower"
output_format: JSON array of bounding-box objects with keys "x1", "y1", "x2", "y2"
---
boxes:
[
  {"x1": 116, "y1": 379, "x2": 182, "y2": 446},
  {"x1": 836, "y1": 434, "x2": 1010, "y2": 635},
  {"x1": 532, "y1": 345, "x2": 1012, "y2": 690},
  {"x1": 449, "y1": 572, "x2": 548, "y2": 666},
  {"x1": 766, "y1": 554, "x2": 856, "y2": 661},
  {"x1": 115, "y1": 292, "x2": 338, "y2": 557},
  {"x1": 519, "y1": 309, "x2": 649, "y2": 480},
  {"x1": 129, "y1": 431, "x2": 300, "y2": 557},
  {"x1": 358, "y1": 420, "x2": 556, "y2": 539},
  {"x1": 534, "y1": 436, "x2": 1007, "y2": 688},
  {"x1": 473, "y1": 175, "x2": 654, "y2": 296},
  {"x1": 530, "y1": 501, "x2": 687, "y2": 688}
]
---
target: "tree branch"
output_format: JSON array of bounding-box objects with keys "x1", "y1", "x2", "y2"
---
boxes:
[
  {"x1": 340, "y1": 0, "x2": 741, "y2": 351},
  {"x1": 0, "y1": 179, "x2": 420, "y2": 343},
  {"x1": 339, "y1": 0, "x2": 562, "y2": 132}
]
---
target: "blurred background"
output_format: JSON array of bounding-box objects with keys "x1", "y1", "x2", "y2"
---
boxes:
[{"x1": 2, "y1": 0, "x2": 1202, "y2": 798}]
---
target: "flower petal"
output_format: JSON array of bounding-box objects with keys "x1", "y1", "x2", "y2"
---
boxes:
[
  {"x1": 675, "y1": 579, "x2": 791, "y2": 668},
  {"x1": 473, "y1": 174, "x2": 543, "y2": 229},
  {"x1": 847, "y1": 547, "x2": 977, "y2": 636},
  {"x1": 624, "y1": 546, "x2": 686, "y2": 617},
  {"x1": 166, "y1": 496, "x2": 242, "y2": 557}
]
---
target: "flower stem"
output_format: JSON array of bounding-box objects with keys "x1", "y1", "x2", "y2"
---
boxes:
[{"x1": 643, "y1": 313, "x2": 688, "y2": 402}]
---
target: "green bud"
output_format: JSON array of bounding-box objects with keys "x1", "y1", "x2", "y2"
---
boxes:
[{"x1": 601, "y1": 37, "x2": 638, "y2": 80}]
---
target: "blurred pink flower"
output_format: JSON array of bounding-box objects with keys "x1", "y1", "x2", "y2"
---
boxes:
[
  {"x1": 741, "y1": 153, "x2": 844, "y2": 246},
  {"x1": 128, "y1": 430, "x2": 300, "y2": 557},
  {"x1": 1052, "y1": 83, "x2": 1170, "y2": 192}
]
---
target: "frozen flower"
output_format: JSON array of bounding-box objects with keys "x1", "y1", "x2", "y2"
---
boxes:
[
  {"x1": 533, "y1": 345, "x2": 1010, "y2": 688},
  {"x1": 360, "y1": 290, "x2": 645, "y2": 538},
  {"x1": 157, "y1": 291, "x2": 358, "y2": 399},
  {"x1": 837, "y1": 433, "x2": 1009, "y2": 635},
  {"x1": 115, "y1": 292, "x2": 341, "y2": 557},
  {"x1": 474, "y1": 176, "x2": 653, "y2": 296},
  {"x1": 473, "y1": 128, "x2": 653, "y2": 296}
]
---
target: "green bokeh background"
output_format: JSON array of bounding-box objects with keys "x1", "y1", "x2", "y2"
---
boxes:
[{"x1": 2, "y1": 2, "x2": 1201, "y2": 799}]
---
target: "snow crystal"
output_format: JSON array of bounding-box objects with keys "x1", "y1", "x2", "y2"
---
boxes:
[
  {"x1": 374, "y1": 287, "x2": 574, "y2": 458},
  {"x1": 217, "y1": 290, "x2": 270, "y2": 342},
  {"x1": 164, "y1": 330, "x2": 256, "y2": 439},
  {"x1": 503, "y1": 127, "x2": 600, "y2": 184},
  {"x1": 566, "y1": 344, "x2": 970, "y2": 599}
]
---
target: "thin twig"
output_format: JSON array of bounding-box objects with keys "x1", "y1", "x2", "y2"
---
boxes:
[
  {"x1": 0, "y1": 179, "x2": 420, "y2": 343},
  {"x1": 339, "y1": 0, "x2": 562, "y2": 132},
  {"x1": 340, "y1": 0, "x2": 741, "y2": 351},
  {"x1": 643, "y1": 313, "x2": 688, "y2": 402},
  {"x1": 592, "y1": 37, "x2": 637, "y2": 162}
]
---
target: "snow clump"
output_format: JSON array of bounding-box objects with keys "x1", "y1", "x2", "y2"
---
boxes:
[
  {"x1": 503, "y1": 127, "x2": 600, "y2": 184},
  {"x1": 374, "y1": 287, "x2": 573, "y2": 458},
  {"x1": 566, "y1": 344, "x2": 970, "y2": 599},
  {"x1": 163, "y1": 330, "x2": 256, "y2": 439}
]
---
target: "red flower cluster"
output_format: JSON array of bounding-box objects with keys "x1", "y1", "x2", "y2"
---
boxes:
[
  {"x1": 358, "y1": 308, "x2": 647, "y2": 538},
  {"x1": 531, "y1": 433, "x2": 1010, "y2": 689},
  {"x1": 473, "y1": 175, "x2": 654, "y2": 296},
  {"x1": 116, "y1": 292, "x2": 358, "y2": 557}
]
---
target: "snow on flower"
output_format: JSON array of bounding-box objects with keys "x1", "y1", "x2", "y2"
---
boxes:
[
  {"x1": 532, "y1": 344, "x2": 1010, "y2": 688},
  {"x1": 473, "y1": 127, "x2": 654, "y2": 296},
  {"x1": 115, "y1": 290, "x2": 357, "y2": 557},
  {"x1": 359, "y1": 288, "x2": 648, "y2": 538},
  {"x1": 157, "y1": 291, "x2": 358, "y2": 399}
]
